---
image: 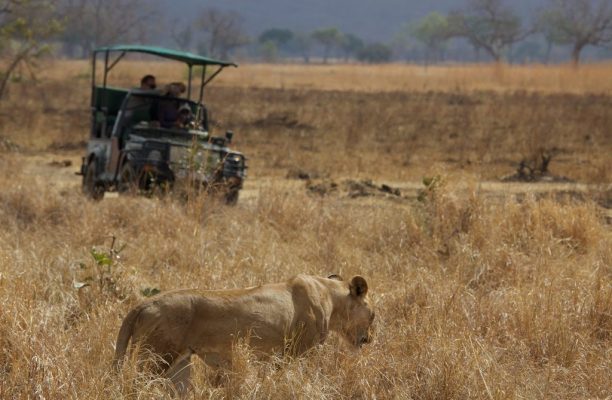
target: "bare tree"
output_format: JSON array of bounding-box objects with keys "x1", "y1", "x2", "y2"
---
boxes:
[
  {"x1": 171, "y1": 23, "x2": 193, "y2": 52},
  {"x1": 58, "y1": 0, "x2": 158, "y2": 58},
  {"x1": 538, "y1": 0, "x2": 612, "y2": 66},
  {"x1": 536, "y1": 12, "x2": 566, "y2": 63},
  {"x1": 447, "y1": 0, "x2": 531, "y2": 62},
  {"x1": 195, "y1": 8, "x2": 249, "y2": 59},
  {"x1": 0, "y1": 0, "x2": 62, "y2": 101}
]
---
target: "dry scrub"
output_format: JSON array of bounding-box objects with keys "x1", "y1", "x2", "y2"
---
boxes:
[
  {"x1": 1, "y1": 62, "x2": 611, "y2": 183},
  {"x1": 0, "y1": 157, "x2": 610, "y2": 398},
  {"x1": 0, "y1": 62, "x2": 611, "y2": 398}
]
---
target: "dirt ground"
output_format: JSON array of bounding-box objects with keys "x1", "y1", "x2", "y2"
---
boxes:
[{"x1": 15, "y1": 151, "x2": 611, "y2": 223}]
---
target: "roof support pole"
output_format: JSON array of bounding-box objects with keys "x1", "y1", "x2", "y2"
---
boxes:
[
  {"x1": 102, "y1": 50, "x2": 110, "y2": 113},
  {"x1": 187, "y1": 65, "x2": 193, "y2": 100},
  {"x1": 107, "y1": 51, "x2": 126, "y2": 73},
  {"x1": 103, "y1": 50, "x2": 109, "y2": 89},
  {"x1": 198, "y1": 65, "x2": 207, "y2": 104},
  {"x1": 91, "y1": 52, "x2": 97, "y2": 107},
  {"x1": 202, "y1": 66, "x2": 225, "y2": 87}
]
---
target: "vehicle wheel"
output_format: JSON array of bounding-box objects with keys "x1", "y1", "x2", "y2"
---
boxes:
[
  {"x1": 224, "y1": 188, "x2": 240, "y2": 206},
  {"x1": 83, "y1": 158, "x2": 104, "y2": 200},
  {"x1": 117, "y1": 162, "x2": 138, "y2": 195}
]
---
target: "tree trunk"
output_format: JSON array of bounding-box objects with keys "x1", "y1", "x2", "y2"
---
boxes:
[
  {"x1": 323, "y1": 46, "x2": 329, "y2": 64},
  {"x1": 0, "y1": 48, "x2": 32, "y2": 102},
  {"x1": 544, "y1": 41, "x2": 553, "y2": 64},
  {"x1": 571, "y1": 43, "x2": 583, "y2": 68}
]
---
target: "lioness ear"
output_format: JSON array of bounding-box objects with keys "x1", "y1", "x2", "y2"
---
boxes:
[
  {"x1": 328, "y1": 274, "x2": 343, "y2": 281},
  {"x1": 349, "y1": 276, "x2": 368, "y2": 297}
]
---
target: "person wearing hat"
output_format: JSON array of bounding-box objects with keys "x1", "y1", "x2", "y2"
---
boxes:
[{"x1": 175, "y1": 103, "x2": 193, "y2": 129}]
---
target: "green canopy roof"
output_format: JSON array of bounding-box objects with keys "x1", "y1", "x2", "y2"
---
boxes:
[{"x1": 94, "y1": 45, "x2": 237, "y2": 67}]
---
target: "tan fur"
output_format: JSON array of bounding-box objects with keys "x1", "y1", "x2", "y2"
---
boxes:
[{"x1": 113, "y1": 274, "x2": 374, "y2": 393}]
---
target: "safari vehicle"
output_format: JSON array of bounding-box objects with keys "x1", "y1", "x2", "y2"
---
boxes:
[{"x1": 79, "y1": 45, "x2": 246, "y2": 204}]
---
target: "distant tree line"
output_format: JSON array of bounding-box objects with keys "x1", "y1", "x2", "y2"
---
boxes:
[
  {"x1": 256, "y1": 27, "x2": 392, "y2": 64},
  {"x1": 398, "y1": 0, "x2": 612, "y2": 66}
]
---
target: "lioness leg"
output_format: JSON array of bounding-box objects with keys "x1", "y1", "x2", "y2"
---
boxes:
[
  {"x1": 165, "y1": 351, "x2": 193, "y2": 397},
  {"x1": 198, "y1": 352, "x2": 232, "y2": 387}
]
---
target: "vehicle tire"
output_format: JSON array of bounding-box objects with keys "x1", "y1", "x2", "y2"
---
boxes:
[
  {"x1": 83, "y1": 158, "x2": 104, "y2": 200},
  {"x1": 224, "y1": 188, "x2": 239, "y2": 206},
  {"x1": 117, "y1": 162, "x2": 138, "y2": 195}
]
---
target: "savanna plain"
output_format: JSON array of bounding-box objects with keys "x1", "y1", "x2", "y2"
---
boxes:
[{"x1": 0, "y1": 61, "x2": 611, "y2": 399}]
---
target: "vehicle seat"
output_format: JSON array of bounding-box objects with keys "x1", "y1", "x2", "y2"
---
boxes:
[{"x1": 130, "y1": 109, "x2": 151, "y2": 126}]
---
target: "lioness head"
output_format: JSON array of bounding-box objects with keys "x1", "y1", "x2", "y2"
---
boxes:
[{"x1": 331, "y1": 275, "x2": 375, "y2": 348}]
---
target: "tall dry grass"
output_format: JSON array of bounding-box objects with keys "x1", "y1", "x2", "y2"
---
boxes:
[
  {"x1": 0, "y1": 61, "x2": 611, "y2": 398},
  {"x1": 38, "y1": 60, "x2": 612, "y2": 94},
  {"x1": 0, "y1": 154, "x2": 610, "y2": 398}
]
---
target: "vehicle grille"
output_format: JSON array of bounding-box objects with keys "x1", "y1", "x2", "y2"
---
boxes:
[
  {"x1": 142, "y1": 141, "x2": 169, "y2": 162},
  {"x1": 223, "y1": 153, "x2": 245, "y2": 178}
]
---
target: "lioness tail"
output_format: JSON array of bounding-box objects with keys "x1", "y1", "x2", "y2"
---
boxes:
[{"x1": 112, "y1": 305, "x2": 143, "y2": 371}]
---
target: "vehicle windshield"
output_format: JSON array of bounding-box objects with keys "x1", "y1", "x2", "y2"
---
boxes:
[{"x1": 122, "y1": 93, "x2": 205, "y2": 131}]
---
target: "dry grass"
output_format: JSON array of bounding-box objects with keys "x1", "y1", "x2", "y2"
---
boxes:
[
  {"x1": 0, "y1": 61, "x2": 611, "y2": 398},
  {"x1": 39, "y1": 60, "x2": 612, "y2": 94},
  {"x1": 0, "y1": 160, "x2": 609, "y2": 399},
  {"x1": 2, "y1": 62, "x2": 611, "y2": 183}
]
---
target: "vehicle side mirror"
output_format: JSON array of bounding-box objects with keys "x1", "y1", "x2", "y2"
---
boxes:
[{"x1": 225, "y1": 130, "x2": 234, "y2": 143}]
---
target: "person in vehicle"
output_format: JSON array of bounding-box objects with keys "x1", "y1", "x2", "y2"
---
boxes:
[
  {"x1": 127, "y1": 75, "x2": 158, "y2": 126},
  {"x1": 157, "y1": 82, "x2": 186, "y2": 128},
  {"x1": 140, "y1": 75, "x2": 157, "y2": 90},
  {"x1": 175, "y1": 104, "x2": 193, "y2": 128}
]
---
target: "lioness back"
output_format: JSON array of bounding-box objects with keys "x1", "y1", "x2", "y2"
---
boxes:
[{"x1": 128, "y1": 282, "x2": 299, "y2": 357}]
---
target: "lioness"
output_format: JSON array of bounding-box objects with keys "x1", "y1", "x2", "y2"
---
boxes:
[{"x1": 113, "y1": 274, "x2": 374, "y2": 392}]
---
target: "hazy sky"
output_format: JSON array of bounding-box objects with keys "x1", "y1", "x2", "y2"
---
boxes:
[{"x1": 164, "y1": 0, "x2": 543, "y2": 42}]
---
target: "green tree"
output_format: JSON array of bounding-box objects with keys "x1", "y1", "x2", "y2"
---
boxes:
[
  {"x1": 357, "y1": 43, "x2": 392, "y2": 63},
  {"x1": 447, "y1": 0, "x2": 530, "y2": 62},
  {"x1": 537, "y1": 0, "x2": 612, "y2": 66},
  {"x1": 339, "y1": 33, "x2": 364, "y2": 61},
  {"x1": 290, "y1": 32, "x2": 313, "y2": 63},
  {"x1": 259, "y1": 28, "x2": 293, "y2": 60},
  {"x1": 0, "y1": 0, "x2": 62, "y2": 101},
  {"x1": 411, "y1": 12, "x2": 450, "y2": 64},
  {"x1": 259, "y1": 40, "x2": 278, "y2": 62},
  {"x1": 311, "y1": 27, "x2": 342, "y2": 63},
  {"x1": 259, "y1": 28, "x2": 293, "y2": 48},
  {"x1": 171, "y1": 24, "x2": 193, "y2": 51},
  {"x1": 536, "y1": 10, "x2": 569, "y2": 63}
]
